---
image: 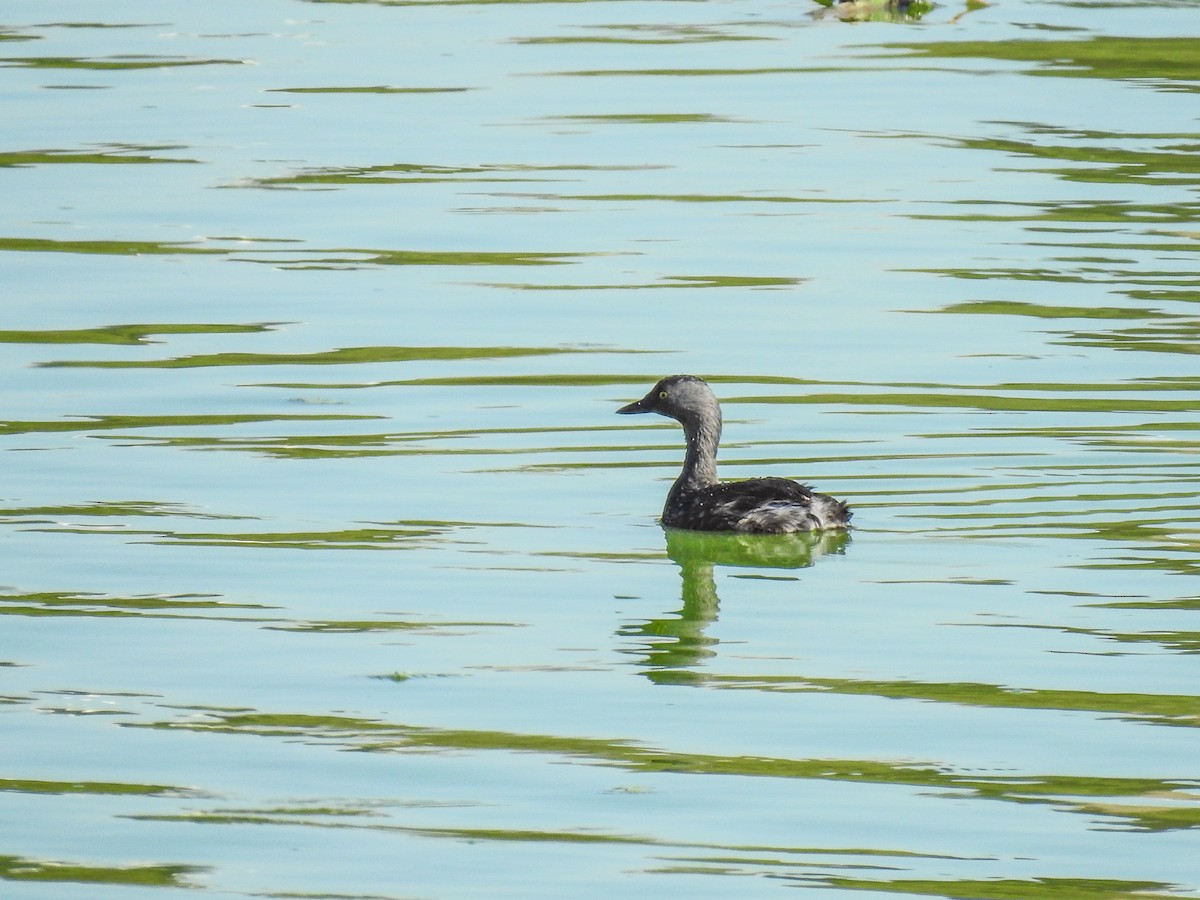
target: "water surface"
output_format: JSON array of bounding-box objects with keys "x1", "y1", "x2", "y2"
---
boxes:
[{"x1": 4, "y1": 0, "x2": 1200, "y2": 897}]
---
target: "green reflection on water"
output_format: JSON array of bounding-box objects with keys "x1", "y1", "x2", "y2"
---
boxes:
[
  {"x1": 1, "y1": 55, "x2": 245, "y2": 70},
  {"x1": 274, "y1": 618, "x2": 515, "y2": 632},
  {"x1": 912, "y1": 201, "x2": 1200, "y2": 226},
  {"x1": 268, "y1": 84, "x2": 473, "y2": 94},
  {"x1": 551, "y1": 113, "x2": 738, "y2": 124},
  {"x1": 38, "y1": 344, "x2": 604, "y2": 369},
  {"x1": 486, "y1": 274, "x2": 804, "y2": 290},
  {"x1": 666, "y1": 672, "x2": 1200, "y2": 729},
  {"x1": 103, "y1": 421, "x2": 640, "y2": 458},
  {"x1": 950, "y1": 129, "x2": 1200, "y2": 188},
  {"x1": 0, "y1": 236, "x2": 589, "y2": 268},
  {"x1": 823, "y1": 875, "x2": 1188, "y2": 899},
  {"x1": 932, "y1": 301, "x2": 1172, "y2": 321},
  {"x1": 558, "y1": 65, "x2": 842, "y2": 77},
  {"x1": 514, "y1": 24, "x2": 774, "y2": 45},
  {"x1": 306, "y1": 0, "x2": 639, "y2": 5},
  {"x1": 0, "y1": 855, "x2": 200, "y2": 887},
  {"x1": 25, "y1": 523, "x2": 443, "y2": 550},
  {"x1": 735, "y1": 390, "x2": 1200, "y2": 414},
  {"x1": 0, "y1": 145, "x2": 198, "y2": 167},
  {"x1": 925, "y1": 295, "x2": 1200, "y2": 358},
  {"x1": 0, "y1": 588, "x2": 514, "y2": 632},
  {"x1": 131, "y1": 708, "x2": 1200, "y2": 831},
  {"x1": 0, "y1": 236, "x2": 226, "y2": 256},
  {"x1": 490, "y1": 191, "x2": 863, "y2": 204},
  {"x1": 880, "y1": 36, "x2": 1200, "y2": 91},
  {"x1": 0, "y1": 589, "x2": 272, "y2": 621},
  {"x1": 623, "y1": 528, "x2": 849, "y2": 670},
  {"x1": 0, "y1": 412, "x2": 379, "y2": 437},
  {"x1": 0, "y1": 777, "x2": 195, "y2": 797},
  {"x1": 245, "y1": 160, "x2": 654, "y2": 188},
  {"x1": 0, "y1": 500, "x2": 249, "y2": 520},
  {"x1": 0, "y1": 322, "x2": 275, "y2": 345}
]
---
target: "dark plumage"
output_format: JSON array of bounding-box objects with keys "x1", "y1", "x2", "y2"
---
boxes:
[{"x1": 617, "y1": 375, "x2": 851, "y2": 533}]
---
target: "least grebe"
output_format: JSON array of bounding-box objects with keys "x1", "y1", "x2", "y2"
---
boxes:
[{"x1": 618, "y1": 375, "x2": 851, "y2": 533}]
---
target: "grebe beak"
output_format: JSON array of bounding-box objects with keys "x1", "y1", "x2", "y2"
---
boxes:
[{"x1": 617, "y1": 396, "x2": 653, "y2": 415}]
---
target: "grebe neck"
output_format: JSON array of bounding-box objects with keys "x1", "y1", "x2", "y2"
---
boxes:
[{"x1": 677, "y1": 410, "x2": 721, "y2": 492}]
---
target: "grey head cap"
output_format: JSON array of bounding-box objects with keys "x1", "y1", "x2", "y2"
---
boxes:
[{"x1": 616, "y1": 375, "x2": 718, "y2": 422}]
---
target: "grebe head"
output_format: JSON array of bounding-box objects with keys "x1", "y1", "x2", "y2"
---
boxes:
[{"x1": 616, "y1": 375, "x2": 719, "y2": 425}]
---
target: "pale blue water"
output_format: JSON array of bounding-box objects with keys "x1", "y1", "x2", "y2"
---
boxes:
[{"x1": 4, "y1": 0, "x2": 1200, "y2": 897}]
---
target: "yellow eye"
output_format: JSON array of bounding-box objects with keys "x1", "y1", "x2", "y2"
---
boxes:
[{"x1": 659, "y1": 391, "x2": 668, "y2": 399}]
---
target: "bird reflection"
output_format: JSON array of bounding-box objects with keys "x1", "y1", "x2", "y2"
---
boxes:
[
  {"x1": 620, "y1": 528, "x2": 850, "y2": 674},
  {"x1": 810, "y1": 0, "x2": 987, "y2": 23},
  {"x1": 811, "y1": 0, "x2": 933, "y2": 23}
]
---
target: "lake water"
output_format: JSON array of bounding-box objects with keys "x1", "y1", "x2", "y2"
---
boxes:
[{"x1": 4, "y1": 0, "x2": 1200, "y2": 897}]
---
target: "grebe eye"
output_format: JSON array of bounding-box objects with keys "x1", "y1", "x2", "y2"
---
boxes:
[{"x1": 659, "y1": 391, "x2": 668, "y2": 399}]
